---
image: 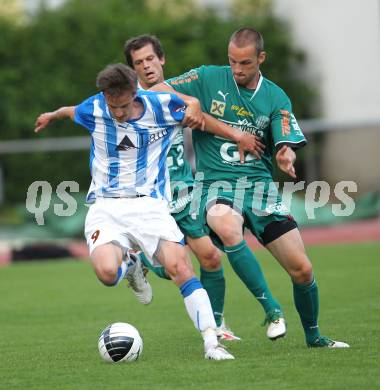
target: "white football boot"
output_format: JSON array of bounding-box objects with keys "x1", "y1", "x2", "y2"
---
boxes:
[
  {"x1": 203, "y1": 328, "x2": 235, "y2": 360},
  {"x1": 307, "y1": 336, "x2": 350, "y2": 348},
  {"x1": 126, "y1": 253, "x2": 153, "y2": 305},
  {"x1": 216, "y1": 318, "x2": 241, "y2": 341},
  {"x1": 266, "y1": 317, "x2": 287, "y2": 340},
  {"x1": 205, "y1": 344, "x2": 235, "y2": 360}
]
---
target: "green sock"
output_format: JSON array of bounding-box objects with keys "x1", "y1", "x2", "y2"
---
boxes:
[
  {"x1": 225, "y1": 240, "x2": 282, "y2": 315},
  {"x1": 200, "y1": 267, "x2": 225, "y2": 327},
  {"x1": 139, "y1": 252, "x2": 170, "y2": 280},
  {"x1": 293, "y1": 278, "x2": 320, "y2": 344}
]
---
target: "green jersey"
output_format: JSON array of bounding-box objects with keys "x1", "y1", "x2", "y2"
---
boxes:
[
  {"x1": 166, "y1": 65, "x2": 306, "y2": 186},
  {"x1": 167, "y1": 128, "x2": 194, "y2": 191},
  {"x1": 167, "y1": 128, "x2": 194, "y2": 213}
]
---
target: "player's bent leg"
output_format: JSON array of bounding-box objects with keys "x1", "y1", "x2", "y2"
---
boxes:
[
  {"x1": 91, "y1": 243, "x2": 124, "y2": 286},
  {"x1": 156, "y1": 240, "x2": 234, "y2": 360},
  {"x1": 266, "y1": 228, "x2": 319, "y2": 343},
  {"x1": 207, "y1": 204, "x2": 285, "y2": 339},
  {"x1": 187, "y1": 235, "x2": 222, "y2": 271},
  {"x1": 155, "y1": 240, "x2": 194, "y2": 286},
  {"x1": 207, "y1": 203, "x2": 244, "y2": 247},
  {"x1": 265, "y1": 227, "x2": 349, "y2": 347},
  {"x1": 264, "y1": 225, "x2": 313, "y2": 285},
  {"x1": 91, "y1": 243, "x2": 153, "y2": 304}
]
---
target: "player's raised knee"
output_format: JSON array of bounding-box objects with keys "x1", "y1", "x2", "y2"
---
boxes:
[
  {"x1": 92, "y1": 262, "x2": 119, "y2": 286},
  {"x1": 212, "y1": 224, "x2": 242, "y2": 246},
  {"x1": 98, "y1": 268, "x2": 119, "y2": 286}
]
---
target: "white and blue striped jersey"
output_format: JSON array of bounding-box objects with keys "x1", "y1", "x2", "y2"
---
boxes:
[{"x1": 74, "y1": 90, "x2": 185, "y2": 203}]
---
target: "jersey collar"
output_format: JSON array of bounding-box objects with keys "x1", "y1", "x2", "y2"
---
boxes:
[
  {"x1": 232, "y1": 70, "x2": 263, "y2": 101},
  {"x1": 137, "y1": 81, "x2": 145, "y2": 91}
]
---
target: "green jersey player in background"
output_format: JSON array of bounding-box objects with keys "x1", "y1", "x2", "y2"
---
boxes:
[
  {"x1": 124, "y1": 34, "x2": 286, "y2": 341},
  {"x1": 124, "y1": 35, "x2": 239, "y2": 340},
  {"x1": 158, "y1": 27, "x2": 349, "y2": 348}
]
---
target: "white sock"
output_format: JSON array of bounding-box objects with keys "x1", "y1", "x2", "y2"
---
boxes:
[
  {"x1": 202, "y1": 327, "x2": 219, "y2": 351},
  {"x1": 180, "y1": 278, "x2": 218, "y2": 350},
  {"x1": 183, "y1": 288, "x2": 217, "y2": 331},
  {"x1": 183, "y1": 288, "x2": 218, "y2": 351}
]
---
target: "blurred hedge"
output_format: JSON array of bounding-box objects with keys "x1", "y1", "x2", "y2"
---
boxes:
[{"x1": 0, "y1": 0, "x2": 316, "y2": 202}]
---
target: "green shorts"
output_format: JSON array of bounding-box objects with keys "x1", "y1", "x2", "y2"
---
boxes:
[
  {"x1": 189, "y1": 181, "x2": 296, "y2": 249},
  {"x1": 169, "y1": 191, "x2": 207, "y2": 240}
]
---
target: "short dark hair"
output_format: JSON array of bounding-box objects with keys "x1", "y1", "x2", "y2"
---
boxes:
[
  {"x1": 96, "y1": 63, "x2": 137, "y2": 96},
  {"x1": 229, "y1": 27, "x2": 264, "y2": 55},
  {"x1": 124, "y1": 34, "x2": 165, "y2": 68}
]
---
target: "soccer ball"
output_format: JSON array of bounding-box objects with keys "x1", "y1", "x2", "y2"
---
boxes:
[{"x1": 98, "y1": 322, "x2": 143, "y2": 363}]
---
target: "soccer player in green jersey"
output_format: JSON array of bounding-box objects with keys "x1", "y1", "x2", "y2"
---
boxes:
[
  {"x1": 124, "y1": 34, "x2": 287, "y2": 341},
  {"x1": 157, "y1": 27, "x2": 349, "y2": 348}
]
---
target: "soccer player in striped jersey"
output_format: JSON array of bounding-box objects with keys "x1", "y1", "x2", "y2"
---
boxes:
[
  {"x1": 34, "y1": 63, "x2": 235, "y2": 360},
  {"x1": 124, "y1": 34, "x2": 287, "y2": 342}
]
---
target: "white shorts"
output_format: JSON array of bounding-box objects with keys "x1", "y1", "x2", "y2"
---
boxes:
[{"x1": 84, "y1": 197, "x2": 184, "y2": 262}]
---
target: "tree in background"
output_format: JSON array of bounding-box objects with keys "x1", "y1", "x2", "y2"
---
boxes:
[{"x1": 0, "y1": 0, "x2": 316, "y2": 203}]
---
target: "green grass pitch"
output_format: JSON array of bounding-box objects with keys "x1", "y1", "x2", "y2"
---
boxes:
[{"x1": 1, "y1": 243, "x2": 379, "y2": 389}]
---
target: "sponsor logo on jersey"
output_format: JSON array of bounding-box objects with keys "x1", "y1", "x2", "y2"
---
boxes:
[
  {"x1": 116, "y1": 128, "x2": 169, "y2": 150},
  {"x1": 217, "y1": 90, "x2": 229, "y2": 102},
  {"x1": 280, "y1": 109, "x2": 291, "y2": 136},
  {"x1": 255, "y1": 115, "x2": 270, "y2": 130},
  {"x1": 116, "y1": 134, "x2": 136, "y2": 151},
  {"x1": 148, "y1": 129, "x2": 169, "y2": 144},
  {"x1": 210, "y1": 99, "x2": 226, "y2": 117},
  {"x1": 231, "y1": 105, "x2": 253, "y2": 118},
  {"x1": 278, "y1": 110, "x2": 303, "y2": 137},
  {"x1": 169, "y1": 70, "x2": 199, "y2": 86},
  {"x1": 218, "y1": 113, "x2": 269, "y2": 138},
  {"x1": 290, "y1": 113, "x2": 303, "y2": 136},
  {"x1": 237, "y1": 118, "x2": 257, "y2": 134},
  {"x1": 168, "y1": 192, "x2": 193, "y2": 213},
  {"x1": 218, "y1": 118, "x2": 262, "y2": 137},
  {"x1": 264, "y1": 202, "x2": 289, "y2": 215}
]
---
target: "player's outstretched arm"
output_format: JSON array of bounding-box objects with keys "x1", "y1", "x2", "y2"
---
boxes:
[
  {"x1": 34, "y1": 106, "x2": 75, "y2": 133},
  {"x1": 276, "y1": 145, "x2": 297, "y2": 179},
  {"x1": 150, "y1": 82, "x2": 204, "y2": 130}
]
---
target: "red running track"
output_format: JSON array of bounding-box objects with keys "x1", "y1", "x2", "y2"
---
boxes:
[
  {"x1": 1, "y1": 217, "x2": 379, "y2": 265},
  {"x1": 245, "y1": 217, "x2": 380, "y2": 250}
]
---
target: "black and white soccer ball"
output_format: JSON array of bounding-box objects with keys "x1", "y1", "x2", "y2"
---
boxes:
[{"x1": 98, "y1": 322, "x2": 143, "y2": 363}]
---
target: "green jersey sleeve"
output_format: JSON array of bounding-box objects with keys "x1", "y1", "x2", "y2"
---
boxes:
[
  {"x1": 165, "y1": 66, "x2": 207, "y2": 101},
  {"x1": 271, "y1": 90, "x2": 307, "y2": 150}
]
